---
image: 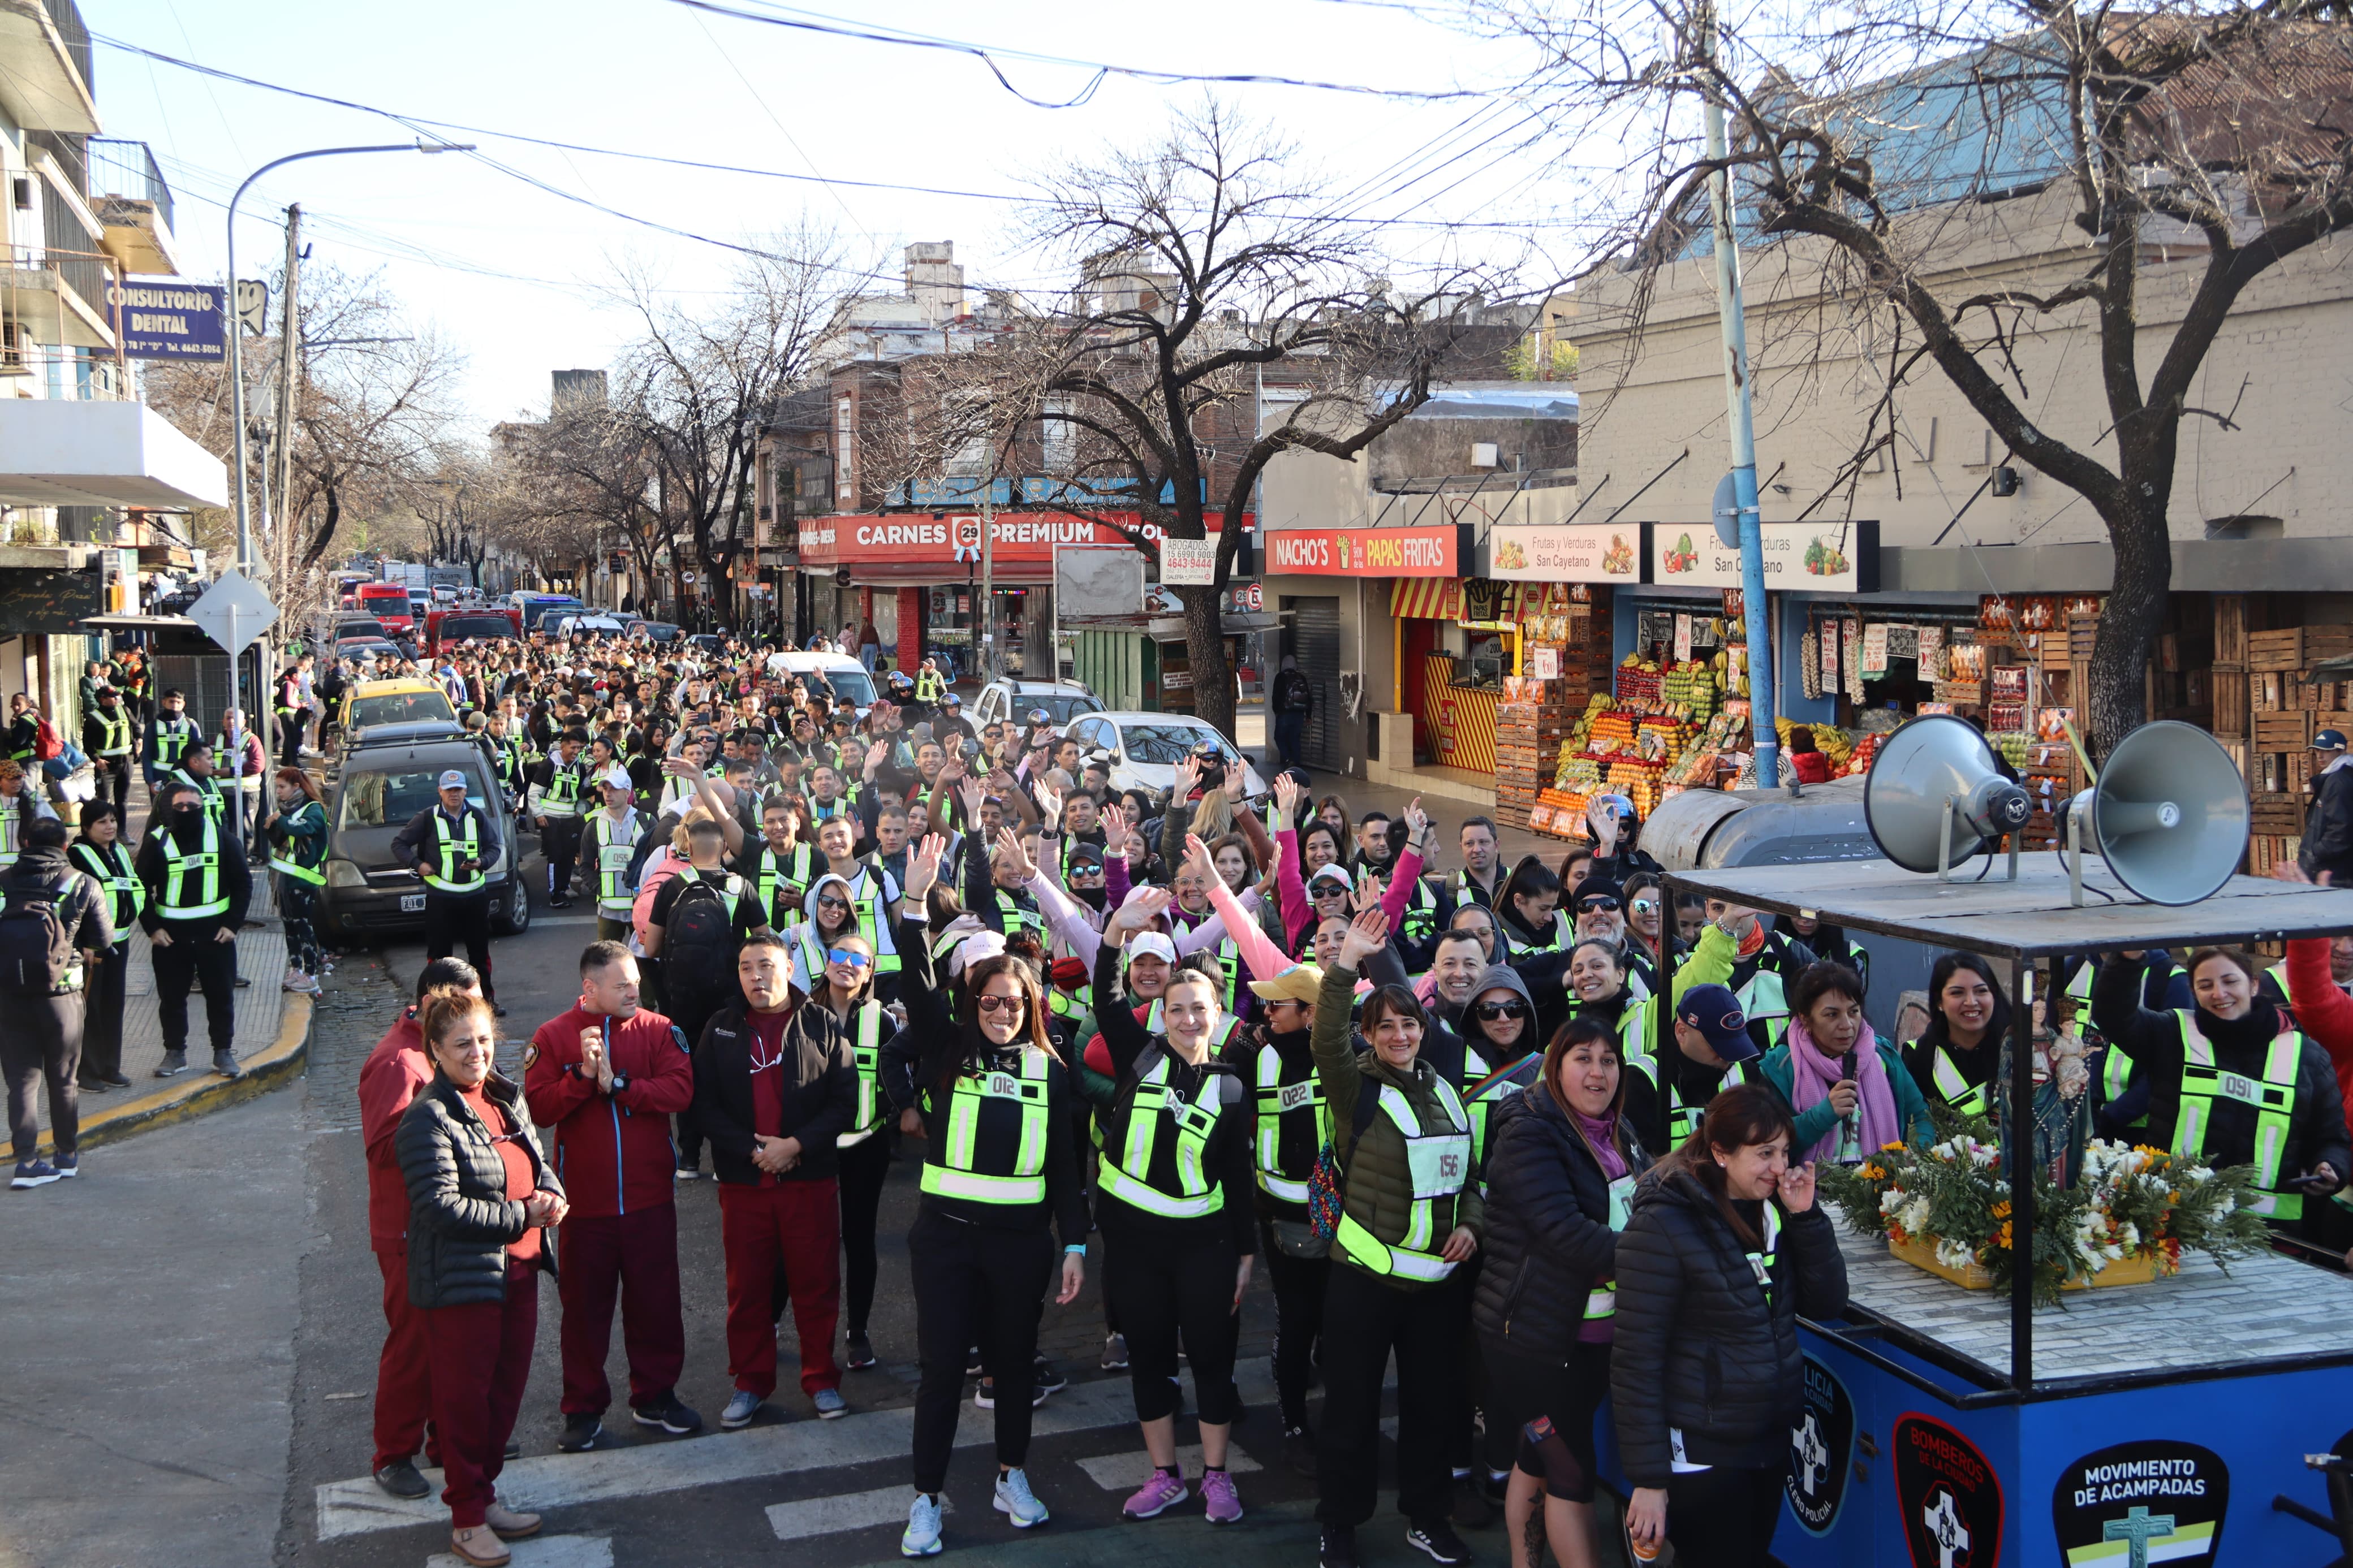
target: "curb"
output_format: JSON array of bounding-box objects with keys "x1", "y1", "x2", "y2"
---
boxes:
[{"x1": 39, "y1": 992, "x2": 314, "y2": 1156}]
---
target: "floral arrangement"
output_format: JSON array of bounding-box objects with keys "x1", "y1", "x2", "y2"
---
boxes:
[{"x1": 1820, "y1": 1111, "x2": 2272, "y2": 1306}]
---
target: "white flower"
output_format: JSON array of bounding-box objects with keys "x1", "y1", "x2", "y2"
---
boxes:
[
  {"x1": 2115, "y1": 1222, "x2": 2140, "y2": 1251},
  {"x1": 1881, "y1": 1189, "x2": 1906, "y2": 1215},
  {"x1": 1899, "y1": 1198, "x2": 1932, "y2": 1234},
  {"x1": 1934, "y1": 1237, "x2": 1977, "y2": 1270},
  {"x1": 1970, "y1": 1144, "x2": 1998, "y2": 1168}
]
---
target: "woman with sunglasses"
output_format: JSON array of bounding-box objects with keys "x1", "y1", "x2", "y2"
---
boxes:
[
  {"x1": 788, "y1": 872, "x2": 865, "y2": 997},
  {"x1": 1618, "y1": 873, "x2": 1680, "y2": 1001},
  {"x1": 809, "y1": 929, "x2": 900, "y2": 1375},
  {"x1": 1089, "y1": 894, "x2": 1259, "y2": 1527},
  {"x1": 893, "y1": 836, "x2": 1088, "y2": 1557}
]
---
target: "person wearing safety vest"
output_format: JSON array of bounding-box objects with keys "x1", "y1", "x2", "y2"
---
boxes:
[
  {"x1": 528, "y1": 729, "x2": 592, "y2": 909},
  {"x1": 584, "y1": 767, "x2": 644, "y2": 945},
  {"x1": 136, "y1": 780, "x2": 253, "y2": 1079},
  {"x1": 80, "y1": 685, "x2": 135, "y2": 815},
  {"x1": 170, "y1": 740, "x2": 235, "y2": 851},
  {"x1": 68, "y1": 801, "x2": 140, "y2": 1092},
  {"x1": 1899, "y1": 952, "x2": 2009, "y2": 1118},
  {"x1": 486, "y1": 710, "x2": 534, "y2": 806},
  {"x1": 731, "y1": 797, "x2": 808, "y2": 932},
  {"x1": 913, "y1": 658, "x2": 946, "y2": 715},
  {"x1": 1634, "y1": 983, "x2": 1769, "y2": 1152},
  {"x1": 1495, "y1": 855, "x2": 1573, "y2": 961},
  {"x1": 1309, "y1": 908, "x2": 1483, "y2": 1568},
  {"x1": 1520, "y1": 937, "x2": 1657, "y2": 1091},
  {"x1": 390, "y1": 768, "x2": 504, "y2": 1017},
  {"x1": 1762, "y1": 961, "x2": 1933, "y2": 1168},
  {"x1": 803, "y1": 927, "x2": 902, "y2": 1376},
  {"x1": 1472, "y1": 1013, "x2": 1651, "y2": 1568},
  {"x1": 141, "y1": 687, "x2": 200, "y2": 791},
  {"x1": 884, "y1": 836, "x2": 1089, "y2": 1557},
  {"x1": 784, "y1": 817, "x2": 903, "y2": 1003},
  {"x1": 262, "y1": 767, "x2": 331, "y2": 996},
  {"x1": 1090, "y1": 901, "x2": 1259, "y2": 1527},
  {"x1": 2092, "y1": 946, "x2": 2352, "y2": 1231},
  {"x1": 961, "y1": 810, "x2": 1047, "y2": 943}
]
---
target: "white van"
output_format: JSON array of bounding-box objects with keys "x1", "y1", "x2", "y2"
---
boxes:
[{"x1": 769, "y1": 651, "x2": 879, "y2": 716}]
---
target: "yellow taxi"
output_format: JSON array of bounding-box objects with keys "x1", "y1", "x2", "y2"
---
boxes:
[{"x1": 336, "y1": 677, "x2": 458, "y2": 752}]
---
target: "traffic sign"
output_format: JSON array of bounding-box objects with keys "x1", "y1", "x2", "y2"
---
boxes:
[{"x1": 185, "y1": 568, "x2": 278, "y2": 655}]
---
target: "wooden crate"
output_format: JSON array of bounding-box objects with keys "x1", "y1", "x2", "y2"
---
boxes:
[
  {"x1": 2249, "y1": 834, "x2": 2299, "y2": 877},
  {"x1": 2251, "y1": 671, "x2": 2287, "y2": 712},
  {"x1": 2216, "y1": 595, "x2": 2248, "y2": 666},
  {"x1": 2249, "y1": 625, "x2": 2353, "y2": 672},
  {"x1": 2255, "y1": 710, "x2": 2313, "y2": 750},
  {"x1": 2252, "y1": 794, "x2": 2308, "y2": 835},
  {"x1": 2220, "y1": 736, "x2": 2250, "y2": 782},
  {"x1": 2212, "y1": 663, "x2": 2248, "y2": 737}
]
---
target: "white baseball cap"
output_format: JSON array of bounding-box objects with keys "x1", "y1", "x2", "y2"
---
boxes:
[{"x1": 1127, "y1": 932, "x2": 1179, "y2": 966}]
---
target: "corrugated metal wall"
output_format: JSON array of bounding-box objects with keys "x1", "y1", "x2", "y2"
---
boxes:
[{"x1": 1071, "y1": 631, "x2": 1153, "y2": 711}]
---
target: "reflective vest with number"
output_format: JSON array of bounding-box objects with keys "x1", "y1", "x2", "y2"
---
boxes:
[
  {"x1": 268, "y1": 800, "x2": 328, "y2": 886},
  {"x1": 152, "y1": 717, "x2": 195, "y2": 767},
  {"x1": 2173, "y1": 1010, "x2": 2308, "y2": 1220},
  {"x1": 1253, "y1": 1040, "x2": 1327, "y2": 1204},
  {"x1": 920, "y1": 1049, "x2": 1052, "y2": 1204},
  {"x1": 1097, "y1": 1049, "x2": 1231, "y2": 1219},
  {"x1": 72, "y1": 839, "x2": 142, "y2": 941},
  {"x1": 425, "y1": 813, "x2": 486, "y2": 894},
  {"x1": 591, "y1": 811, "x2": 641, "y2": 914},
  {"x1": 837, "y1": 1001, "x2": 886, "y2": 1146},
  {"x1": 1333, "y1": 1076, "x2": 1473, "y2": 1282},
  {"x1": 542, "y1": 762, "x2": 584, "y2": 817},
  {"x1": 156, "y1": 820, "x2": 229, "y2": 919}
]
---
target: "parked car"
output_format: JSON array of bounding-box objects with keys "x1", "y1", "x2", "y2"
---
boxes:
[
  {"x1": 1063, "y1": 711, "x2": 1267, "y2": 801},
  {"x1": 769, "y1": 651, "x2": 878, "y2": 717},
  {"x1": 317, "y1": 731, "x2": 529, "y2": 943},
  {"x1": 632, "y1": 620, "x2": 684, "y2": 646},
  {"x1": 973, "y1": 679, "x2": 1104, "y2": 729},
  {"x1": 334, "y1": 636, "x2": 408, "y2": 669},
  {"x1": 549, "y1": 613, "x2": 631, "y2": 638}
]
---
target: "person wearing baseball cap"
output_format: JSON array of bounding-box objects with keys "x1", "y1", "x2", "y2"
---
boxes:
[
  {"x1": 389, "y1": 766, "x2": 505, "y2": 1015},
  {"x1": 584, "y1": 766, "x2": 646, "y2": 945},
  {"x1": 1635, "y1": 982, "x2": 1766, "y2": 1150},
  {"x1": 1241, "y1": 961, "x2": 1329, "y2": 1475},
  {"x1": 2301, "y1": 728, "x2": 2353, "y2": 886}
]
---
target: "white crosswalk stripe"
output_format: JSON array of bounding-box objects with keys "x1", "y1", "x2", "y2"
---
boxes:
[
  {"x1": 765, "y1": 1484, "x2": 953, "y2": 1541},
  {"x1": 1074, "y1": 1443, "x2": 1260, "y2": 1492},
  {"x1": 425, "y1": 1534, "x2": 612, "y2": 1568}
]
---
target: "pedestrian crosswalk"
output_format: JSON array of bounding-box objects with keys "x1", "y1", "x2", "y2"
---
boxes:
[
  {"x1": 765, "y1": 1484, "x2": 952, "y2": 1541},
  {"x1": 1071, "y1": 1444, "x2": 1260, "y2": 1493}
]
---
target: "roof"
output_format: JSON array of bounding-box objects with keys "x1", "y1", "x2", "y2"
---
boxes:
[
  {"x1": 348, "y1": 677, "x2": 445, "y2": 697},
  {"x1": 1663, "y1": 855, "x2": 2353, "y2": 961}
]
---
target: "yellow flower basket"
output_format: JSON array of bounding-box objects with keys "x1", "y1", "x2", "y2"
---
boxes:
[{"x1": 1887, "y1": 1234, "x2": 2164, "y2": 1291}]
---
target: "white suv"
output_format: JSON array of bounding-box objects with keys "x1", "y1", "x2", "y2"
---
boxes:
[{"x1": 972, "y1": 679, "x2": 1104, "y2": 729}]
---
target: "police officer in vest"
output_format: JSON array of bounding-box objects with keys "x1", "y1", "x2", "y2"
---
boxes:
[
  {"x1": 1900, "y1": 953, "x2": 2010, "y2": 1117},
  {"x1": 2093, "y1": 946, "x2": 2352, "y2": 1233},
  {"x1": 391, "y1": 768, "x2": 504, "y2": 1017},
  {"x1": 529, "y1": 728, "x2": 593, "y2": 908},
  {"x1": 171, "y1": 739, "x2": 236, "y2": 853},
  {"x1": 141, "y1": 688, "x2": 200, "y2": 792},
  {"x1": 136, "y1": 781, "x2": 252, "y2": 1079},
  {"x1": 2, "y1": 818, "x2": 112, "y2": 1189},
  {"x1": 69, "y1": 802, "x2": 140, "y2": 1091},
  {"x1": 1239, "y1": 961, "x2": 1332, "y2": 1480},
  {"x1": 81, "y1": 685, "x2": 135, "y2": 815}
]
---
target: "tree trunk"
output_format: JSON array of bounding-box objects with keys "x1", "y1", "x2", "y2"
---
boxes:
[
  {"x1": 2088, "y1": 500, "x2": 2169, "y2": 760},
  {"x1": 1179, "y1": 584, "x2": 1236, "y2": 740}
]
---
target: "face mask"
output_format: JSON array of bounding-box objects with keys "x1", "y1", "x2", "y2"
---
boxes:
[{"x1": 173, "y1": 805, "x2": 198, "y2": 821}]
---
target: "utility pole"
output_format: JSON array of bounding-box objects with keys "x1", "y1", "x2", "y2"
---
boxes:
[
  {"x1": 1697, "y1": 0, "x2": 1779, "y2": 787},
  {"x1": 979, "y1": 461, "x2": 996, "y2": 685},
  {"x1": 258, "y1": 204, "x2": 303, "y2": 770}
]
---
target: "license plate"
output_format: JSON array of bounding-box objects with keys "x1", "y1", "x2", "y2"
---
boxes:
[{"x1": 401, "y1": 893, "x2": 426, "y2": 913}]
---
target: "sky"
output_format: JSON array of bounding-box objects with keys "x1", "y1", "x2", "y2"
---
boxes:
[{"x1": 83, "y1": 0, "x2": 1579, "y2": 430}]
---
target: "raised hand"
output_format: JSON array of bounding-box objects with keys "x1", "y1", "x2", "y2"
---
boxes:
[
  {"x1": 1033, "y1": 778, "x2": 1065, "y2": 833},
  {"x1": 1112, "y1": 885, "x2": 1173, "y2": 937},
  {"x1": 958, "y1": 776, "x2": 986, "y2": 823},
  {"x1": 1100, "y1": 802, "x2": 1130, "y2": 854},
  {"x1": 905, "y1": 833, "x2": 946, "y2": 899},
  {"x1": 1403, "y1": 794, "x2": 1430, "y2": 845},
  {"x1": 1272, "y1": 771, "x2": 1303, "y2": 819},
  {"x1": 994, "y1": 825, "x2": 1039, "y2": 883},
  {"x1": 1337, "y1": 906, "x2": 1391, "y2": 970},
  {"x1": 1175, "y1": 755, "x2": 1201, "y2": 796},
  {"x1": 1350, "y1": 872, "x2": 1382, "y2": 914},
  {"x1": 1182, "y1": 832, "x2": 1216, "y2": 883}
]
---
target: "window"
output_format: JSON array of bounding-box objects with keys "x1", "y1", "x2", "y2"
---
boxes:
[
  {"x1": 341, "y1": 767, "x2": 462, "y2": 828},
  {"x1": 1019, "y1": 693, "x2": 1103, "y2": 725},
  {"x1": 437, "y1": 616, "x2": 514, "y2": 642},
  {"x1": 347, "y1": 690, "x2": 455, "y2": 729},
  {"x1": 1119, "y1": 723, "x2": 1230, "y2": 765}
]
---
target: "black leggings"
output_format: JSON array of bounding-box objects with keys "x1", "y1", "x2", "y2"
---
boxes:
[
  {"x1": 837, "y1": 1132, "x2": 891, "y2": 1334},
  {"x1": 280, "y1": 879, "x2": 322, "y2": 974},
  {"x1": 1479, "y1": 1337, "x2": 1611, "y2": 1502},
  {"x1": 1102, "y1": 1218, "x2": 1240, "y2": 1426},
  {"x1": 907, "y1": 1205, "x2": 1054, "y2": 1495},
  {"x1": 1666, "y1": 1464, "x2": 1787, "y2": 1568},
  {"x1": 1258, "y1": 1221, "x2": 1329, "y2": 1429}
]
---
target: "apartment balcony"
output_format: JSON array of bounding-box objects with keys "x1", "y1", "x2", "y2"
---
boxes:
[
  {"x1": 3, "y1": 245, "x2": 118, "y2": 354},
  {"x1": 0, "y1": 0, "x2": 99, "y2": 135},
  {"x1": 87, "y1": 140, "x2": 180, "y2": 277}
]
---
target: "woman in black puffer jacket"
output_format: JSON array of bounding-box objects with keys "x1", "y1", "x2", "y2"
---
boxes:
[
  {"x1": 1611, "y1": 1082, "x2": 1847, "y2": 1568},
  {"x1": 397, "y1": 992, "x2": 567, "y2": 1568},
  {"x1": 1473, "y1": 1017, "x2": 1647, "y2": 1568}
]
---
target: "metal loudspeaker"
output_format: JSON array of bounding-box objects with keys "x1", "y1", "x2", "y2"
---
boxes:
[
  {"x1": 2058, "y1": 720, "x2": 2249, "y2": 906},
  {"x1": 1863, "y1": 714, "x2": 2035, "y2": 876}
]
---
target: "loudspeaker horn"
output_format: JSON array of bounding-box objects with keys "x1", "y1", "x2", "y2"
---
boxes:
[
  {"x1": 1863, "y1": 714, "x2": 2035, "y2": 875},
  {"x1": 2058, "y1": 720, "x2": 2249, "y2": 906}
]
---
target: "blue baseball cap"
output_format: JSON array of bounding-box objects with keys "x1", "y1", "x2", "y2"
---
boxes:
[
  {"x1": 1676, "y1": 983, "x2": 1758, "y2": 1062},
  {"x1": 2315, "y1": 729, "x2": 2347, "y2": 753}
]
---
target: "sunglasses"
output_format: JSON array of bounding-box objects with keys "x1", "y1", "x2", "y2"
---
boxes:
[
  {"x1": 1578, "y1": 897, "x2": 1622, "y2": 913},
  {"x1": 1473, "y1": 1000, "x2": 1531, "y2": 1022},
  {"x1": 975, "y1": 993, "x2": 1025, "y2": 1016},
  {"x1": 1631, "y1": 897, "x2": 1659, "y2": 914},
  {"x1": 817, "y1": 895, "x2": 851, "y2": 910},
  {"x1": 826, "y1": 948, "x2": 872, "y2": 969}
]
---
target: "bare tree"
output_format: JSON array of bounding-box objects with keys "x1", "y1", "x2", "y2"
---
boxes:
[
  {"x1": 1489, "y1": 0, "x2": 2353, "y2": 750},
  {"x1": 498, "y1": 401, "x2": 669, "y2": 602}
]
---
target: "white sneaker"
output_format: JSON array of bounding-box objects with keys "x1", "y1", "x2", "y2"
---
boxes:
[
  {"x1": 902, "y1": 1493, "x2": 944, "y2": 1557},
  {"x1": 993, "y1": 1468, "x2": 1049, "y2": 1528}
]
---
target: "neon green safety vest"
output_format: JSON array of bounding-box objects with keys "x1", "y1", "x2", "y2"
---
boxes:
[
  {"x1": 268, "y1": 800, "x2": 328, "y2": 886},
  {"x1": 995, "y1": 888, "x2": 1044, "y2": 939},
  {"x1": 1929, "y1": 1045, "x2": 1989, "y2": 1116},
  {"x1": 156, "y1": 820, "x2": 229, "y2": 919},
  {"x1": 920, "y1": 1048, "x2": 1052, "y2": 1204},
  {"x1": 1584, "y1": 1173, "x2": 1639, "y2": 1321},
  {"x1": 542, "y1": 761, "x2": 585, "y2": 817},
  {"x1": 424, "y1": 812, "x2": 486, "y2": 894},
  {"x1": 674, "y1": 866, "x2": 745, "y2": 923},
  {"x1": 838, "y1": 1001, "x2": 885, "y2": 1144},
  {"x1": 1505, "y1": 909, "x2": 1572, "y2": 959},
  {"x1": 1666, "y1": 1057, "x2": 1762, "y2": 1143},
  {"x1": 591, "y1": 811, "x2": 641, "y2": 915},
  {"x1": 2173, "y1": 1010, "x2": 2308, "y2": 1220},
  {"x1": 89, "y1": 709, "x2": 132, "y2": 757},
  {"x1": 915, "y1": 669, "x2": 945, "y2": 703},
  {"x1": 1253, "y1": 1042, "x2": 1328, "y2": 1203},
  {"x1": 0, "y1": 794, "x2": 21, "y2": 869},
  {"x1": 152, "y1": 718, "x2": 195, "y2": 767},
  {"x1": 72, "y1": 840, "x2": 143, "y2": 942},
  {"x1": 1399, "y1": 876, "x2": 1441, "y2": 946},
  {"x1": 1096, "y1": 1050, "x2": 1231, "y2": 1219},
  {"x1": 828, "y1": 871, "x2": 901, "y2": 975},
  {"x1": 1746, "y1": 1202, "x2": 1784, "y2": 1306},
  {"x1": 1735, "y1": 966, "x2": 1790, "y2": 1048},
  {"x1": 172, "y1": 770, "x2": 226, "y2": 830},
  {"x1": 1332, "y1": 1076, "x2": 1473, "y2": 1282}
]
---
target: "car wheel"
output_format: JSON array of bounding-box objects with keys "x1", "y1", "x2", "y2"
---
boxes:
[{"x1": 493, "y1": 879, "x2": 532, "y2": 937}]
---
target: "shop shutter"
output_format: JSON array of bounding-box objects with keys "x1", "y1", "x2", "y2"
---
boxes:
[{"x1": 1290, "y1": 594, "x2": 1342, "y2": 770}]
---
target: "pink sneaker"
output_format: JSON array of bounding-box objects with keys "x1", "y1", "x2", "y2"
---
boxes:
[
  {"x1": 1201, "y1": 1467, "x2": 1243, "y2": 1524},
  {"x1": 1122, "y1": 1468, "x2": 1188, "y2": 1519}
]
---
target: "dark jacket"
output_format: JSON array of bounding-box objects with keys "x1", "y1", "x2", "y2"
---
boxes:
[
  {"x1": 694, "y1": 996, "x2": 857, "y2": 1184},
  {"x1": 2302, "y1": 760, "x2": 2353, "y2": 882},
  {"x1": 1610, "y1": 1163, "x2": 1847, "y2": 1485},
  {"x1": 389, "y1": 802, "x2": 499, "y2": 897},
  {"x1": 1472, "y1": 1079, "x2": 1645, "y2": 1357},
  {"x1": 395, "y1": 1070, "x2": 562, "y2": 1311},
  {"x1": 134, "y1": 807, "x2": 253, "y2": 934},
  {"x1": 0, "y1": 845, "x2": 114, "y2": 990}
]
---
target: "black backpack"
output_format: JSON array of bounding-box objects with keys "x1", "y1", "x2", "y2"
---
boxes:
[
  {"x1": 662, "y1": 875, "x2": 742, "y2": 1010},
  {"x1": 0, "y1": 876, "x2": 74, "y2": 996}
]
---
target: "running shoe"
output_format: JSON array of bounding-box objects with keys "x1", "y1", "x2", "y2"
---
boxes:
[
  {"x1": 1122, "y1": 1468, "x2": 1188, "y2": 1520},
  {"x1": 993, "y1": 1467, "x2": 1050, "y2": 1528}
]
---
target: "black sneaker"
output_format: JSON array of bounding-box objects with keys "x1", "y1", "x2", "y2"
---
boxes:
[
  {"x1": 558, "y1": 1413, "x2": 603, "y2": 1452},
  {"x1": 846, "y1": 1331, "x2": 877, "y2": 1371},
  {"x1": 1286, "y1": 1424, "x2": 1318, "y2": 1479},
  {"x1": 76, "y1": 1077, "x2": 113, "y2": 1094},
  {"x1": 154, "y1": 1049, "x2": 188, "y2": 1078},
  {"x1": 631, "y1": 1392, "x2": 703, "y2": 1435},
  {"x1": 1451, "y1": 1473, "x2": 1493, "y2": 1528},
  {"x1": 372, "y1": 1459, "x2": 431, "y2": 1500},
  {"x1": 1407, "y1": 1521, "x2": 1473, "y2": 1565},
  {"x1": 1031, "y1": 1358, "x2": 1066, "y2": 1398},
  {"x1": 549, "y1": 896, "x2": 575, "y2": 909},
  {"x1": 1320, "y1": 1526, "x2": 1360, "y2": 1568},
  {"x1": 212, "y1": 1049, "x2": 243, "y2": 1079},
  {"x1": 966, "y1": 1346, "x2": 985, "y2": 1377}
]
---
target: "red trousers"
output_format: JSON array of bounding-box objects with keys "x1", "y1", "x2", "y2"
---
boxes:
[
  {"x1": 718, "y1": 1177, "x2": 841, "y2": 1398},
  {"x1": 372, "y1": 1244, "x2": 433, "y2": 1471},
  {"x1": 555, "y1": 1204, "x2": 686, "y2": 1415},
  {"x1": 424, "y1": 1262, "x2": 539, "y2": 1529}
]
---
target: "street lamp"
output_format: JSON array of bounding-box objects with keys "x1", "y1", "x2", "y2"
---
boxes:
[{"x1": 226, "y1": 140, "x2": 473, "y2": 579}]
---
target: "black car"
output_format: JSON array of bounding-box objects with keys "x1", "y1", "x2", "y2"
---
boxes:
[{"x1": 316, "y1": 734, "x2": 531, "y2": 943}]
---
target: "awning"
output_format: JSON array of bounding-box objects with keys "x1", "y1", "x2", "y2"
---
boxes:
[
  {"x1": 1391, "y1": 578, "x2": 1463, "y2": 620},
  {"x1": 0, "y1": 400, "x2": 230, "y2": 509}
]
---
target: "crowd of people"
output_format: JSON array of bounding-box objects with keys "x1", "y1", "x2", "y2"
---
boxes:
[{"x1": 11, "y1": 620, "x2": 2353, "y2": 1568}]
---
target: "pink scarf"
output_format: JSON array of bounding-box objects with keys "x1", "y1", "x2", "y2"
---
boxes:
[{"x1": 1784, "y1": 1016, "x2": 1901, "y2": 1164}]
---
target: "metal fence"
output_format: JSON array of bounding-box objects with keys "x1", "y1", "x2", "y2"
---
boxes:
[{"x1": 87, "y1": 139, "x2": 172, "y2": 232}]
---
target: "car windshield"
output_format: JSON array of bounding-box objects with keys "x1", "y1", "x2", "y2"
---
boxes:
[
  {"x1": 341, "y1": 767, "x2": 472, "y2": 828},
  {"x1": 1119, "y1": 722, "x2": 1231, "y2": 764},
  {"x1": 814, "y1": 667, "x2": 877, "y2": 706},
  {"x1": 348, "y1": 690, "x2": 455, "y2": 728},
  {"x1": 438, "y1": 616, "x2": 512, "y2": 641},
  {"x1": 1019, "y1": 693, "x2": 1102, "y2": 725}
]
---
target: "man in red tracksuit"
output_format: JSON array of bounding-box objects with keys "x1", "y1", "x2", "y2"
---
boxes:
[
  {"x1": 524, "y1": 939, "x2": 701, "y2": 1452},
  {"x1": 356, "y1": 956, "x2": 483, "y2": 1500}
]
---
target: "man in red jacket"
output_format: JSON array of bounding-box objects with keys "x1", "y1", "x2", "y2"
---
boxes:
[
  {"x1": 356, "y1": 956, "x2": 482, "y2": 1500},
  {"x1": 524, "y1": 940, "x2": 701, "y2": 1452}
]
